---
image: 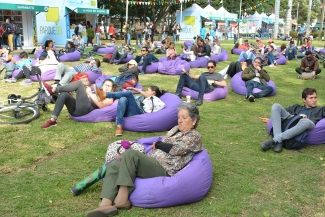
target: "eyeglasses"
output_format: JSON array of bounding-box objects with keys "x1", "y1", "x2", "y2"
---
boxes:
[
  {"x1": 207, "y1": 66, "x2": 215, "y2": 69},
  {"x1": 103, "y1": 84, "x2": 113, "y2": 88},
  {"x1": 141, "y1": 50, "x2": 147, "y2": 52}
]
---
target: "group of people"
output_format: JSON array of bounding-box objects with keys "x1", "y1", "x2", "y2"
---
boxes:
[{"x1": 0, "y1": 17, "x2": 23, "y2": 51}]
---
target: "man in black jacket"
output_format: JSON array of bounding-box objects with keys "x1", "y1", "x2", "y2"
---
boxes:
[
  {"x1": 197, "y1": 37, "x2": 211, "y2": 59},
  {"x1": 261, "y1": 88, "x2": 325, "y2": 153}
]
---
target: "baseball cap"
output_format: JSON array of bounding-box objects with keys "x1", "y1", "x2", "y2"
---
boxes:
[{"x1": 127, "y1": 60, "x2": 138, "y2": 66}]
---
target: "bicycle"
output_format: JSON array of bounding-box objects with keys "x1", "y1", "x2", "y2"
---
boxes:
[{"x1": 0, "y1": 74, "x2": 52, "y2": 124}]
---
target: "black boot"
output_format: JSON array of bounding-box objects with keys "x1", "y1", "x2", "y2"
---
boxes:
[
  {"x1": 273, "y1": 142, "x2": 283, "y2": 153},
  {"x1": 260, "y1": 139, "x2": 274, "y2": 151},
  {"x1": 196, "y1": 99, "x2": 203, "y2": 106}
]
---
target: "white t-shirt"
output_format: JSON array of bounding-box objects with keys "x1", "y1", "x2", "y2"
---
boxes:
[{"x1": 183, "y1": 50, "x2": 197, "y2": 61}]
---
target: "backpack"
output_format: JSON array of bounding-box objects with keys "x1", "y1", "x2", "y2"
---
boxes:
[
  {"x1": 14, "y1": 24, "x2": 22, "y2": 34},
  {"x1": 74, "y1": 26, "x2": 79, "y2": 35},
  {"x1": 115, "y1": 72, "x2": 137, "y2": 89},
  {"x1": 271, "y1": 115, "x2": 308, "y2": 150},
  {"x1": 102, "y1": 53, "x2": 112, "y2": 62},
  {"x1": 141, "y1": 96, "x2": 166, "y2": 113}
]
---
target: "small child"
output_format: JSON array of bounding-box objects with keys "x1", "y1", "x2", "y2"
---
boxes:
[{"x1": 166, "y1": 42, "x2": 177, "y2": 60}]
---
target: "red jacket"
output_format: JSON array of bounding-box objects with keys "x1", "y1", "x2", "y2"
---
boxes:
[{"x1": 0, "y1": 26, "x2": 4, "y2": 37}]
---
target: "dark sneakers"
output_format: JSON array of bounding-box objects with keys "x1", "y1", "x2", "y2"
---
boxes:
[
  {"x1": 196, "y1": 99, "x2": 203, "y2": 106},
  {"x1": 248, "y1": 95, "x2": 255, "y2": 102},
  {"x1": 273, "y1": 142, "x2": 283, "y2": 153},
  {"x1": 260, "y1": 139, "x2": 283, "y2": 153}
]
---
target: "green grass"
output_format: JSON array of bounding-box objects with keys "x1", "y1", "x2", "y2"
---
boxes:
[{"x1": 1, "y1": 39, "x2": 325, "y2": 217}]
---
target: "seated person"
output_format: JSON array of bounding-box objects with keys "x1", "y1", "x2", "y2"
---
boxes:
[
  {"x1": 92, "y1": 38, "x2": 116, "y2": 52},
  {"x1": 295, "y1": 51, "x2": 321, "y2": 79},
  {"x1": 267, "y1": 39, "x2": 277, "y2": 50},
  {"x1": 237, "y1": 48, "x2": 256, "y2": 62},
  {"x1": 283, "y1": 34, "x2": 292, "y2": 41},
  {"x1": 286, "y1": 38, "x2": 298, "y2": 60},
  {"x1": 261, "y1": 88, "x2": 325, "y2": 153},
  {"x1": 40, "y1": 39, "x2": 58, "y2": 60},
  {"x1": 242, "y1": 57, "x2": 273, "y2": 102},
  {"x1": 41, "y1": 79, "x2": 116, "y2": 128},
  {"x1": 263, "y1": 45, "x2": 277, "y2": 67},
  {"x1": 181, "y1": 45, "x2": 198, "y2": 62},
  {"x1": 94, "y1": 85, "x2": 166, "y2": 136},
  {"x1": 0, "y1": 46, "x2": 13, "y2": 79},
  {"x1": 175, "y1": 60, "x2": 227, "y2": 106},
  {"x1": 166, "y1": 42, "x2": 177, "y2": 60},
  {"x1": 219, "y1": 60, "x2": 251, "y2": 78},
  {"x1": 85, "y1": 102, "x2": 202, "y2": 216},
  {"x1": 238, "y1": 39, "x2": 250, "y2": 50},
  {"x1": 58, "y1": 41, "x2": 76, "y2": 57},
  {"x1": 197, "y1": 37, "x2": 211, "y2": 60},
  {"x1": 65, "y1": 34, "x2": 79, "y2": 49},
  {"x1": 117, "y1": 60, "x2": 140, "y2": 81},
  {"x1": 143, "y1": 38, "x2": 154, "y2": 53},
  {"x1": 110, "y1": 45, "x2": 134, "y2": 65},
  {"x1": 76, "y1": 33, "x2": 85, "y2": 52},
  {"x1": 301, "y1": 37, "x2": 311, "y2": 52},
  {"x1": 256, "y1": 38, "x2": 265, "y2": 49},
  {"x1": 211, "y1": 39, "x2": 221, "y2": 55},
  {"x1": 4, "y1": 51, "x2": 32, "y2": 85},
  {"x1": 54, "y1": 57, "x2": 101, "y2": 86},
  {"x1": 279, "y1": 44, "x2": 287, "y2": 55},
  {"x1": 134, "y1": 47, "x2": 159, "y2": 75}
]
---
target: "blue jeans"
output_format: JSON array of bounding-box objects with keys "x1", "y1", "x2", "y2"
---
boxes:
[
  {"x1": 162, "y1": 33, "x2": 167, "y2": 40},
  {"x1": 245, "y1": 80, "x2": 273, "y2": 98},
  {"x1": 234, "y1": 34, "x2": 237, "y2": 44},
  {"x1": 127, "y1": 33, "x2": 131, "y2": 45},
  {"x1": 267, "y1": 52, "x2": 275, "y2": 65},
  {"x1": 173, "y1": 33, "x2": 177, "y2": 42},
  {"x1": 13, "y1": 34, "x2": 22, "y2": 49},
  {"x1": 238, "y1": 51, "x2": 256, "y2": 62},
  {"x1": 111, "y1": 50, "x2": 128, "y2": 63},
  {"x1": 176, "y1": 74, "x2": 212, "y2": 100},
  {"x1": 105, "y1": 91, "x2": 143, "y2": 125},
  {"x1": 136, "y1": 34, "x2": 142, "y2": 45},
  {"x1": 285, "y1": 47, "x2": 297, "y2": 59},
  {"x1": 271, "y1": 103, "x2": 315, "y2": 143}
]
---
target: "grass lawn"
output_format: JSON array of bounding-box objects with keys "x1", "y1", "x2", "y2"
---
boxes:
[{"x1": 1, "y1": 39, "x2": 325, "y2": 216}]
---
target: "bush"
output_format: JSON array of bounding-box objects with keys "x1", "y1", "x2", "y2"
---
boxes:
[
  {"x1": 289, "y1": 31, "x2": 297, "y2": 38},
  {"x1": 311, "y1": 32, "x2": 319, "y2": 39}
]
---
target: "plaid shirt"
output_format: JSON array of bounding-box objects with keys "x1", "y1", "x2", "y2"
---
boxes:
[
  {"x1": 148, "y1": 126, "x2": 202, "y2": 176},
  {"x1": 73, "y1": 57, "x2": 98, "y2": 73}
]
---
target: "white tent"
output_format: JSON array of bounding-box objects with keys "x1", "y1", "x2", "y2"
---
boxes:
[
  {"x1": 182, "y1": 3, "x2": 203, "y2": 12},
  {"x1": 206, "y1": 6, "x2": 238, "y2": 21},
  {"x1": 242, "y1": 12, "x2": 263, "y2": 33},
  {"x1": 203, "y1": 4, "x2": 218, "y2": 13}
]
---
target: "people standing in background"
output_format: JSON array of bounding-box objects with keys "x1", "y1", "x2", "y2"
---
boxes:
[
  {"x1": 128, "y1": 20, "x2": 133, "y2": 45},
  {"x1": 144, "y1": 22, "x2": 151, "y2": 40},
  {"x1": 95, "y1": 24, "x2": 102, "y2": 45},
  {"x1": 162, "y1": 22, "x2": 168, "y2": 40},
  {"x1": 0, "y1": 23, "x2": 4, "y2": 47},
  {"x1": 261, "y1": 25, "x2": 266, "y2": 39},
  {"x1": 200, "y1": 25, "x2": 206, "y2": 39},
  {"x1": 150, "y1": 21, "x2": 155, "y2": 42},
  {"x1": 13, "y1": 21, "x2": 23, "y2": 50},
  {"x1": 86, "y1": 24, "x2": 94, "y2": 47},
  {"x1": 108, "y1": 24, "x2": 115, "y2": 39},
  {"x1": 5, "y1": 18, "x2": 14, "y2": 51},
  {"x1": 122, "y1": 21, "x2": 129, "y2": 45},
  {"x1": 172, "y1": 24, "x2": 177, "y2": 42},
  {"x1": 135, "y1": 21, "x2": 143, "y2": 46},
  {"x1": 78, "y1": 21, "x2": 83, "y2": 36},
  {"x1": 209, "y1": 26, "x2": 215, "y2": 40},
  {"x1": 224, "y1": 26, "x2": 228, "y2": 40},
  {"x1": 176, "y1": 23, "x2": 181, "y2": 41}
]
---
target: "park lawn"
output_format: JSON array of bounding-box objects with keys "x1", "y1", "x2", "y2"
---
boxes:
[{"x1": 0, "y1": 39, "x2": 325, "y2": 216}]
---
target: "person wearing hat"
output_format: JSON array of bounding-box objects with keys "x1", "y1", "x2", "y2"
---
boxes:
[
  {"x1": 110, "y1": 45, "x2": 134, "y2": 64},
  {"x1": 267, "y1": 39, "x2": 277, "y2": 50},
  {"x1": 118, "y1": 60, "x2": 140, "y2": 81}
]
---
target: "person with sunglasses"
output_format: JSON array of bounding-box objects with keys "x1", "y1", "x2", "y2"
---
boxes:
[
  {"x1": 295, "y1": 51, "x2": 321, "y2": 80},
  {"x1": 109, "y1": 45, "x2": 134, "y2": 65},
  {"x1": 41, "y1": 79, "x2": 116, "y2": 128},
  {"x1": 242, "y1": 57, "x2": 274, "y2": 102},
  {"x1": 134, "y1": 46, "x2": 158, "y2": 75},
  {"x1": 175, "y1": 60, "x2": 227, "y2": 106}
]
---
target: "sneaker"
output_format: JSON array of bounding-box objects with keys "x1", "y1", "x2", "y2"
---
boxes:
[
  {"x1": 273, "y1": 60, "x2": 277, "y2": 65},
  {"x1": 41, "y1": 81, "x2": 54, "y2": 96},
  {"x1": 115, "y1": 125, "x2": 123, "y2": 136},
  {"x1": 41, "y1": 120, "x2": 57, "y2": 128},
  {"x1": 4, "y1": 78, "x2": 17, "y2": 83},
  {"x1": 195, "y1": 99, "x2": 203, "y2": 106},
  {"x1": 268, "y1": 64, "x2": 274, "y2": 67},
  {"x1": 248, "y1": 95, "x2": 255, "y2": 102},
  {"x1": 94, "y1": 84, "x2": 106, "y2": 101},
  {"x1": 260, "y1": 139, "x2": 274, "y2": 151},
  {"x1": 140, "y1": 71, "x2": 145, "y2": 75},
  {"x1": 20, "y1": 79, "x2": 33, "y2": 85}
]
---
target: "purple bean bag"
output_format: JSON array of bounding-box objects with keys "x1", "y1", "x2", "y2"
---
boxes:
[
  {"x1": 113, "y1": 54, "x2": 134, "y2": 64},
  {"x1": 230, "y1": 71, "x2": 276, "y2": 96},
  {"x1": 159, "y1": 56, "x2": 168, "y2": 62},
  {"x1": 275, "y1": 54, "x2": 287, "y2": 65},
  {"x1": 12, "y1": 68, "x2": 56, "y2": 82},
  {"x1": 181, "y1": 86, "x2": 228, "y2": 101},
  {"x1": 59, "y1": 50, "x2": 81, "y2": 62},
  {"x1": 232, "y1": 48, "x2": 246, "y2": 55},
  {"x1": 319, "y1": 48, "x2": 325, "y2": 54},
  {"x1": 267, "y1": 118, "x2": 325, "y2": 146},
  {"x1": 34, "y1": 49, "x2": 43, "y2": 59},
  {"x1": 97, "y1": 46, "x2": 116, "y2": 54},
  {"x1": 217, "y1": 49, "x2": 229, "y2": 62},
  {"x1": 71, "y1": 100, "x2": 118, "y2": 122},
  {"x1": 129, "y1": 136, "x2": 213, "y2": 208},
  {"x1": 157, "y1": 59, "x2": 190, "y2": 75},
  {"x1": 155, "y1": 42, "x2": 163, "y2": 48},
  {"x1": 86, "y1": 68, "x2": 103, "y2": 84},
  {"x1": 298, "y1": 46, "x2": 314, "y2": 52},
  {"x1": 138, "y1": 62, "x2": 159, "y2": 74},
  {"x1": 210, "y1": 54, "x2": 219, "y2": 63},
  {"x1": 189, "y1": 57, "x2": 208, "y2": 68},
  {"x1": 123, "y1": 93, "x2": 182, "y2": 132},
  {"x1": 184, "y1": 40, "x2": 193, "y2": 47}
]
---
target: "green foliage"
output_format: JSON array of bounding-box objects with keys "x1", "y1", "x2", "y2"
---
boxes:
[{"x1": 289, "y1": 31, "x2": 297, "y2": 38}]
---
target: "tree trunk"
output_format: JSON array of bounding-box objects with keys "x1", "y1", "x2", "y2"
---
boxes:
[
  {"x1": 306, "y1": 0, "x2": 313, "y2": 36},
  {"x1": 318, "y1": 3, "x2": 325, "y2": 41},
  {"x1": 285, "y1": 0, "x2": 293, "y2": 35},
  {"x1": 273, "y1": 0, "x2": 280, "y2": 39}
]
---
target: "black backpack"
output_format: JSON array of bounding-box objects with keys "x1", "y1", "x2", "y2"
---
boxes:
[
  {"x1": 74, "y1": 26, "x2": 79, "y2": 36},
  {"x1": 271, "y1": 115, "x2": 308, "y2": 150}
]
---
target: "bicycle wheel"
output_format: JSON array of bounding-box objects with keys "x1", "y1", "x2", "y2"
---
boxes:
[{"x1": 0, "y1": 104, "x2": 40, "y2": 124}]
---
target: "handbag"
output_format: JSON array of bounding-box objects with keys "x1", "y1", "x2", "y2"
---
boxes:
[
  {"x1": 105, "y1": 140, "x2": 146, "y2": 162},
  {"x1": 70, "y1": 73, "x2": 90, "y2": 84},
  {"x1": 141, "y1": 96, "x2": 166, "y2": 113},
  {"x1": 100, "y1": 32, "x2": 106, "y2": 40}
]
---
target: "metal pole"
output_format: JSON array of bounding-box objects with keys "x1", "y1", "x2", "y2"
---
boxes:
[
  {"x1": 296, "y1": 2, "x2": 299, "y2": 29},
  {"x1": 239, "y1": 0, "x2": 242, "y2": 19},
  {"x1": 126, "y1": 0, "x2": 129, "y2": 22},
  {"x1": 306, "y1": 0, "x2": 312, "y2": 35},
  {"x1": 319, "y1": 2, "x2": 325, "y2": 41},
  {"x1": 180, "y1": 0, "x2": 182, "y2": 25}
]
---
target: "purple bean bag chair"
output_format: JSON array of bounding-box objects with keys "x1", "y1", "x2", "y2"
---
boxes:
[
  {"x1": 159, "y1": 56, "x2": 168, "y2": 62},
  {"x1": 267, "y1": 118, "x2": 325, "y2": 146},
  {"x1": 232, "y1": 48, "x2": 246, "y2": 55},
  {"x1": 12, "y1": 68, "x2": 56, "y2": 82},
  {"x1": 59, "y1": 50, "x2": 81, "y2": 62},
  {"x1": 298, "y1": 46, "x2": 314, "y2": 52},
  {"x1": 71, "y1": 100, "x2": 118, "y2": 122},
  {"x1": 97, "y1": 46, "x2": 116, "y2": 54},
  {"x1": 275, "y1": 54, "x2": 287, "y2": 65},
  {"x1": 123, "y1": 93, "x2": 182, "y2": 132},
  {"x1": 210, "y1": 55, "x2": 219, "y2": 63},
  {"x1": 129, "y1": 136, "x2": 213, "y2": 208},
  {"x1": 319, "y1": 48, "x2": 325, "y2": 54},
  {"x1": 113, "y1": 54, "x2": 134, "y2": 64},
  {"x1": 217, "y1": 49, "x2": 229, "y2": 62},
  {"x1": 86, "y1": 68, "x2": 103, "y2": 84},
  {"x1": 189, "y1": 57, "x2": 208, "y2": 68},
  {"x1": 230, "y1": 71, "x2": 276, "y2": 96},
  {"x1": 184, "y1": 40, "x2": 193, "y2": 47},
  {"x1": 138, "y1": 62, "x2": 159, "y2": 74},
  {"x1": 181, "y1": 86, "x2": 228, "y2": 101},
  {"x1": 157, "y1": 59, "x2": 190, "y2": 75},
  {"x1": 155, "y1": 42, "x2": 163, "y2": 48},
  {"x1": 34, "y1": 49, "x2": 43, "y2": 59}
]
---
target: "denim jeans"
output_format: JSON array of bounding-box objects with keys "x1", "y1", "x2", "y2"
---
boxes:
[
  {"x1": 162, "y1": 33, "x2": 167, "y2": 40},
  {"x1": 95, "y1": 33, "x2": 101, "y2": 45},
  {"x1": 136, "y1": 34, "x2": 142, "y2": 45},
  {"x1": 105, "y1": 91, "x2": 142, "y2": 125},
  {"x1": 176, "y1": 74, "x2": 212, "y2": 100},
  {"x1": 267, "y1": 52, "x2": 275, "y2": 65},
  {"x1": 173, "y1": 33, "x2": 177, "y2": 42},
  {"x1": 238, "y1": 51, "x2": 256, "y2": 62},
  {"x1": 111, "y1": 50, "x2": 128, "y2": 63},
  {"x1": 245, "y1": 80, "x2": 273, "y2": 98},
  {"x1": 52, "y1": 81, "x2": 93, "y2": 119},
  {"x1": 13, "y1": 34, "x2": 22, "y2": 49},
  {"x1": 127, "y1": 33, "x2": 131, "y2": 45},
  {"x1": 295, "y1": 67, "x2": 321, "y2": 75},
  {"x1": 233, "y1": 34, "x2": 237, "y2": 44},
  {"x1": 285, "y1": 47, "x2": 297, "y2": 59},
  {"x1": 271, "y1": 103, "x2": 315, "y2": 143}
]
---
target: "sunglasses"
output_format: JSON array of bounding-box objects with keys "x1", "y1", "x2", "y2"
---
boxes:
[
  {"x1": 207, "y1": 66, "x2": 215, "y2": 69},
  {"x1": 141, "y1": 50, "x2": 147, "y2": 52}
]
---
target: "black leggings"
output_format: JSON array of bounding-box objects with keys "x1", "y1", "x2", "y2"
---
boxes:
[{"x1": 14, "y1": 66, "x2": 41, "y2": 80}]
